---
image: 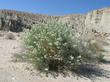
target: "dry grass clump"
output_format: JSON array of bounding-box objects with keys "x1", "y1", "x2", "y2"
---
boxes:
[{"x1": 5, "y1": 32, "x2": 16, "y2": 40}]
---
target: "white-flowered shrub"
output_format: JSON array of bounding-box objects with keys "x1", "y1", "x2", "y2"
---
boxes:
[{"x1": 23, "y1": 22, "x2": 102, "y2": 73}]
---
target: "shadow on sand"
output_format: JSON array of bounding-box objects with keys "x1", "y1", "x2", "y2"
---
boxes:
[
  {"x1": 12, "y1": 53, "x2": 110, "y2": 81},
  {"x1": 71, "y1": 64, "x2": 110, "y2": 81}
]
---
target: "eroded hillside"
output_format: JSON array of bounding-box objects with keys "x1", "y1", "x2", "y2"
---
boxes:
[{"x1": 0, "y1": 8, "x2": 110, "y2": 34}]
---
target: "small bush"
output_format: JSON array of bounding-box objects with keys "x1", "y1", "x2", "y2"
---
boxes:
[{"x1": 23, "y1": 22, "x2": 102, "y2": 74}]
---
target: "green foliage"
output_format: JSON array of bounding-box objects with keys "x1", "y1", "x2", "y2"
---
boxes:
[
  {"x1": 23, "y1": 21, "x2": 103, "y2": 74},
  {"x1": 97, "y1": 54, "x2": 105, "y2": 62}
]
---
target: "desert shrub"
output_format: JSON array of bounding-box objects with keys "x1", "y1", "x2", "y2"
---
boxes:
[{"x1": 23, "y1": 22, "x2": 102, "y2": 74}]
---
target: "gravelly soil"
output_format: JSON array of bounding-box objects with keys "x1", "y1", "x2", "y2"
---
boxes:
[{"x1": 0, "y1": 32, "x2": 110, "y2": 82}]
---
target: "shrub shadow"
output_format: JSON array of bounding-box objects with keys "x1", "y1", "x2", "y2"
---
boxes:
[
  {"x1": 71, "y1": 64, "x2": 110, "y2": 81},
  {"x1": 12, "y1": 53, "x2": 110, "y2": 81},
  {"x1": 101, "y1": 60, "x2": 110, "y2": 64}
]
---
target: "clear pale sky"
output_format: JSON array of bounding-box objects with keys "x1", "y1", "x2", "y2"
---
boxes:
[{"x1": 0, "y1": 0, "x2": 110, "y2": 15}]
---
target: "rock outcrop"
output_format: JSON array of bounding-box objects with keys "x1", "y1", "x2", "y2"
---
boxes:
[
  {"x1": 85, "y1": 7, "x2": 110, "y2": 33},
  {"x1": 0, "y1": 8, "x2": 110, "y2": 33}
]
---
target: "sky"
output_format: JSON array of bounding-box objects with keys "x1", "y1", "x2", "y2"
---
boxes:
[{"x1": 0, "y1": 0, "x2": 110, "y2": 15}]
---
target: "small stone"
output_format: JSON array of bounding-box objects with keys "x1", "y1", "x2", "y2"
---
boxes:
[{"x1": 12, "y1": 77, "x2": 16, "y2": 80}]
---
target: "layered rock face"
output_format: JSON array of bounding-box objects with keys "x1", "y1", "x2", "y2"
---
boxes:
[
  {"x1": 85, "y1": 8, "x2": 110, "y2": 33},
  {"x1": 0, "y1": 8, "x2": 110, "y2": 33}
]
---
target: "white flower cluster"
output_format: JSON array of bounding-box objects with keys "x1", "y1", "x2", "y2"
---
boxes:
[{"x1": 23, "y1": 21, "x2": 98, "y2": 72}]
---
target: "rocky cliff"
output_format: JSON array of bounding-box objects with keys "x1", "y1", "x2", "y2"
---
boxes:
[
  {"x1": 85, "y1": 7, "x2": 110, "y2": 33},
  {"x1": 0, "y1": 8, "x2": 110, "y2": 33}
]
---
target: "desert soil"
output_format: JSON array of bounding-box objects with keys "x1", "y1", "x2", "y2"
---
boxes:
[{"x1": 0, "y1": 32, "x2": 110, "y2": 82}]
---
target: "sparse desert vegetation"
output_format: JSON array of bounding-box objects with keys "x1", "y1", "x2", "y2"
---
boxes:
[
  {"x1": 23, "y1": 21, "x2": 105, "y2": 75},
  {"x1": 0, "y1": 8, "x2": 110, "y2": 82}
]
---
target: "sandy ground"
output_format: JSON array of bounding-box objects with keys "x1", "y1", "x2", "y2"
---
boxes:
[{"x1": 0, "y1": 32, "x2": 110, "y2": 82}]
